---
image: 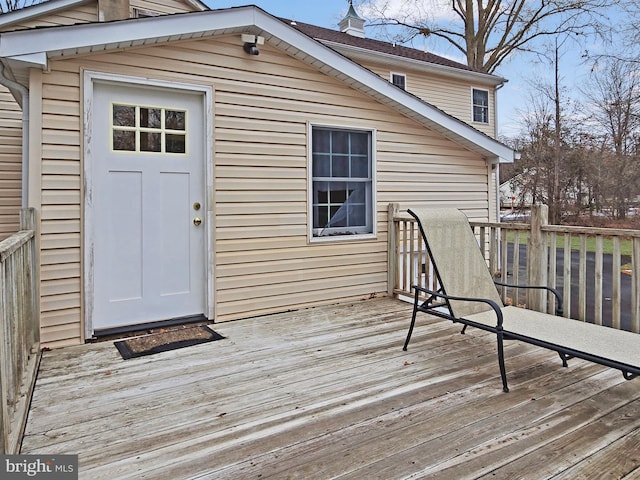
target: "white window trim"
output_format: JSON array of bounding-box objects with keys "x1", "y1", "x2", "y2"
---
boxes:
[
  {"x1": 390, "y1": 72, "x2": 407, "y2": 90},
  {"x1": 307, "y1": 122, "x2": 377, "y2": 243},
  {"x1": 471, "y1": 87, "x2": 490, "y2": 124}
]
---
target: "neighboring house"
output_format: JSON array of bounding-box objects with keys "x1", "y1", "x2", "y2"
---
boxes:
[
  {"x1": 0, "y1": 0, "x2": 516, "y2": 347},
  {"x1": 500, "y1": 168, "x2": 592, "y2": 212},
  {"x1": 500, "y1": 171, "x2": 535, "y2": 209}
]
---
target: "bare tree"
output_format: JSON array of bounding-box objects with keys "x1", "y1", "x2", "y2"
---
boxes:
[
  {"x1": 582, "y1": 58, "x2": 640, "y2": 218},
  {"x1": 356, "y1": 0, "x2": 620, "y2": 74},
  {"x1": 513, "y1": 38, "x2": 579, "y2": 222},
  {"x1": 589, "y1": 2, "x2": 640, "y2": 64}
]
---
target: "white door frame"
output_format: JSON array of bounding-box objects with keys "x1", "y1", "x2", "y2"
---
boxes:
[{"x1": 83, "y1": 71, "x2": 214, "y2": 338}]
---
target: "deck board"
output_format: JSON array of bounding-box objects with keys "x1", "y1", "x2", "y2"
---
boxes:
[{"x1": 21, "y1": 298, "x2": 640, "y2": 479}]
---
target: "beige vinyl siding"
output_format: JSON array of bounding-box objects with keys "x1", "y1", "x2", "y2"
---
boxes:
[
  {"x1": 38, "y1": 35, "x2": 489, "y2": 346},
  {"x1": 360, "y1": 60, "x2": 497, "y2": 138},
  {"x1": 0, "y1": 4, "x2": 98, "y2": 31},
  {"x1": 0, "y1": 86, "x2": 22, "y2": 240},
  {"x1": 40, "y1": 66, "x2": 82, "y2": 347}
]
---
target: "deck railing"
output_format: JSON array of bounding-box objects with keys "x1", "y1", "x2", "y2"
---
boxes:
[
  {"x1": 0, "y1": 208, "x2": 40, "y2": 454},
  {"x1": 388, "y1": 203, "x2": 640, "y2": 334}
]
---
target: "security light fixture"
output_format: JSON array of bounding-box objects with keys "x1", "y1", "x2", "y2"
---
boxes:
[{"x1": 241, "y1": 34, "x2": 264, "y2": 56}]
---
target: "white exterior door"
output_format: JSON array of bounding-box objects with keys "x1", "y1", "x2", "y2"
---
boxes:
[{"x1": 91, "y1": 82, "x2": 206, "y2": 331}]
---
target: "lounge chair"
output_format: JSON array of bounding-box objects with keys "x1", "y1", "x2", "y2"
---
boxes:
[{"x1": 403, "y1": 207, "x2": 640, "y2": 392}]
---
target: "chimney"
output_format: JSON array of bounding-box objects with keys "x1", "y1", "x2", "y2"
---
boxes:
[
  {"x1": 339, "y1": 0, "x2": 365, "y2": 38},
  {"x1": 98, "y1": 0, "x2": 131, "y2": 22}
]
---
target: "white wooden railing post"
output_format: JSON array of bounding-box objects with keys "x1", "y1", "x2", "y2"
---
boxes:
[
  {"x1": 527, "y1": 205, "x2": 549, "y2": 311},
  {"x1": 20, "y1": 208, "x2": 39, "y2": 354},
  {"x1": 388, "y1": 203, "x2": 399, "y2": 298},
  {"x1": 0, "y1": 247, "x2": 8, "y2": 454}
]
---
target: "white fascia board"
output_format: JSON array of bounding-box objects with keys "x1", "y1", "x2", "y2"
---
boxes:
[
  {"x1": 0, "y1": 5, "x2": 515, "y2": 163},
  {"x1": 5, "y1": 52, "x2": 47, "y2": 68},
  {"x1": 0, "y1": 8, "x2": 254, "y2": 58},
  {"x1": 0, "y1": 0, "x2": 87, "y2": 28}
]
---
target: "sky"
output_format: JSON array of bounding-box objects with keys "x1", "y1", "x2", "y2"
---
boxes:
[{"x1": 203, "y1": 0, "x2": 597, "y2": 140}]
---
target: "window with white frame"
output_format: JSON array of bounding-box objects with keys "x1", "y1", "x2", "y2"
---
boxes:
[
  {"x1": 391, "y1": 73, "x2": 406, "y2": 90},
  {"x1": 472, "y1": 88, "x2": 489, "y2": 124},
  {"x1": 311, "y1": 126, "x2": 374, "y2": 238}
]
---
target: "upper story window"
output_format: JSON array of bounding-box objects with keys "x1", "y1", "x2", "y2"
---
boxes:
[
  {"x1": 391, "y1": 73, "x2": 406, "y2": 90},
  {"x1": 472, "y1": 88, "x2": 489, "y2": 124},
  {"x1": 132, "y1": 8, "x2": 162, "y2": 18},
  {"x1": 310, "y1": 126, "x2": 374, "y2": 239}
]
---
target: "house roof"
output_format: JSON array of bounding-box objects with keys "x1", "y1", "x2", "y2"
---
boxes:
[
  {"x1": 0, "y1": 5, "x2": 516, "y2": 163},
  {"x1": 295, "y1": 20, "x2": 470, "y2": 70},
  {"x1": 283, "y1": 19, "x2": 506, "y2": 85}
]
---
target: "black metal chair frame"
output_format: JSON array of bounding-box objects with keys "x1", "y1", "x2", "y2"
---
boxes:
[{"x1": 403, "y1": 209, "x2": 640, "y2": 393}]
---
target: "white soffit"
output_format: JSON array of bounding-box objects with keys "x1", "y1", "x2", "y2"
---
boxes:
[{"x1": 0, "y1": 5, "x2": 515, "y2": 163}]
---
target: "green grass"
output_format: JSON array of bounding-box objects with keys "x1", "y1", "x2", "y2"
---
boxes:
[{"x1": 505, "y1": 231, "x2": 634, "y2": 256}]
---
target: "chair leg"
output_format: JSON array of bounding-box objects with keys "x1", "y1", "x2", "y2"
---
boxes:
[
  {"x1": 403, "y1": 296, "x2": 420, "y2": 351},
  {"x1": 497, "y1": 331, "x2": 509, "y2": 392},
  {"x1": 558, "y1": 352, "x2": 573, "y2": 367}
]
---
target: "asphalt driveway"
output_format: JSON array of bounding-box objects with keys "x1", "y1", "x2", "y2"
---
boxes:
[{"x1": 506, "y1": 244, "x2": 633, "y2": 331}]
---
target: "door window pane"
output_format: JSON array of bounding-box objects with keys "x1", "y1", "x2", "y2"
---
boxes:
[
  {"x1": 113, "y1": 130, "x2": 136, "y2": 151},
  {"x1": 111, "y1": 103, "x2": 187, "y2": 155},
  {"x1": 165, "y1": 110, "x2": 185, "y2": 130},
  {"x1": 113, "y1": 105, "x2": 135, "y2": 127},
  {"x1": 166, "y1": 134, "x2": 186, "y2": 154},
  {"x1": 140, "y1": 108, "x2": 162, "y2": 128},
  {"x1": 140, "y1": 132, "x2": 162, "y2": 152}
]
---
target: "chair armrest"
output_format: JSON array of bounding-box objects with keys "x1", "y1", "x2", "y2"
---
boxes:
[
  {"x1": 493, "y1": 280, "x2": 564, "y2": 316},
  {"x1": 413, "y1": 285, "x2": 504, "y2": 328}
]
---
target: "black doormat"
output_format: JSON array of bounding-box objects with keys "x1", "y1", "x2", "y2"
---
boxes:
[{"x1": 114, "y1": 325, "x2": 225, "y2": 360}]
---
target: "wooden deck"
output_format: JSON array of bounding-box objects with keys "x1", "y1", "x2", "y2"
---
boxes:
[{"x1": 21, "y1": 298, "x2": 640, "y2": 479}]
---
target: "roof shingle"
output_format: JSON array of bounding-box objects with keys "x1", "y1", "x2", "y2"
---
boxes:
[{"x1": 286, "y1": 19, "x2": 480, "y2": 74}]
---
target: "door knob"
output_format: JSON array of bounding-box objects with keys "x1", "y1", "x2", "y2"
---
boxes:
[{"x1": 193, "y1": 217, "x2": 202, "y2": 226}]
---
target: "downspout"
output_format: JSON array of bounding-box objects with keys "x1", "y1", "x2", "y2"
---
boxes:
[
  {"x1": 494, "y1": 79, "x2": 507, "y2": 222},
  {"x1": 0, "y1": 63, "x2": 29, "y2": 208}
]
